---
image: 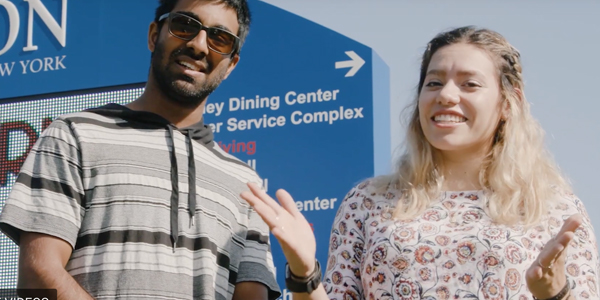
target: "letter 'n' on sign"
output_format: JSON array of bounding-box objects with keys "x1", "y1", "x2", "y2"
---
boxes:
[
  {"x1": 23, "y1": 0, "x2": 68, "y2": 51},
  {"x1": 0, "y1": 0, "x2": 68, "y2": 56}
]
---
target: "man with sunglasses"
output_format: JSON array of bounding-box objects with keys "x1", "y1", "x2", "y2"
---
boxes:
[{"x1": 0, "y1": 0, "x2": 281, "y2": 299}]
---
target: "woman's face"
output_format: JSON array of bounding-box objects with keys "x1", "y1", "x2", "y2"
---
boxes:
[{"x1": 418, "y1": 43, "x2": 504, "y2": 157}]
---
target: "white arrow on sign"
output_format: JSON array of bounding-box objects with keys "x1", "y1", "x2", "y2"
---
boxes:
[{"x1": 335, "y1": 51, "x2": 365, "y2": 77}]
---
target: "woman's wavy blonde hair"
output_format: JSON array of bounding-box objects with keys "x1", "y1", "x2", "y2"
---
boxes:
[{"x1": 374, "y1": 26, "x2": 570, "y2": 226}]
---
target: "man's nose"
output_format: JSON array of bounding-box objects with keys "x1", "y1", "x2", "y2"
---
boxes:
[{"x1": 186, "y1": 30, "x2": 210, "y2": 57}]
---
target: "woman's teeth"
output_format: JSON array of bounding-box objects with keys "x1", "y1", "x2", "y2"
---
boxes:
[{"x1": 433, "y1": 114, "x2": 467, "y2": 122}]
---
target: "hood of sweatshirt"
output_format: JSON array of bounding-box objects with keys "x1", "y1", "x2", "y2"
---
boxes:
[{"x1": 85, "y1": 103, "x2": 213, "y2": 250}]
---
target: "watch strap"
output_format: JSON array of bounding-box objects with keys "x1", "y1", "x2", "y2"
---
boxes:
[
  {"x1": 533, "y1": 278, "x2": 570, "y2": 300},
  {"x1": 285, "y1": 260, "x2": 322, "y2": 294}
]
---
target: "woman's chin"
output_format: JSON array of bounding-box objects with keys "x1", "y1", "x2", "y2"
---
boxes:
[{"x1": 428, "y1": 139, "x2": 467, "y2": 152}]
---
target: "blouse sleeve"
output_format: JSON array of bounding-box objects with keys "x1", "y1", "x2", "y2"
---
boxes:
[
  {"x1": 554, "y1": 193, "x2": 600, "y2": 299},
  {"x1": 322, "y1": 185, "x2": 369, "y2": 300}
]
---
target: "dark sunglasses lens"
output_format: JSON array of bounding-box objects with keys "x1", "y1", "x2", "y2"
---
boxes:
[
  {"x1": 169, "y1": 15, "x2": 200, "y2": 39},
  {"x1": 207, "y1": 29, "x2": 236, "y2": 54}
]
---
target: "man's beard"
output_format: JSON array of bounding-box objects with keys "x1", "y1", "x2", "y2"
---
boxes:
[{"x1": 151, "y1": 41, "x2": 228, "y2": 108}]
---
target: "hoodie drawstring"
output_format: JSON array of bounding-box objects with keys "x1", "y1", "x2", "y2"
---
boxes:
[
  {"x1": 167, "y1": 127, "x2": 198, "y2": 251},
  {"x1": 167, "y1": 125, "x2": 179, "y2": 252},
  {"x1": 187, "y1": 130, "x2": 197, "y2": 227}
]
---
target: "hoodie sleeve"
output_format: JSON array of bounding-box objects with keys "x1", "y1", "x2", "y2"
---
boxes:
[
  {"x1": 0, "y1": 118, "x2": 85, "y2": 248},
  {"x1": 236, "y1": 195, "x2": 282, "y2": 299}
]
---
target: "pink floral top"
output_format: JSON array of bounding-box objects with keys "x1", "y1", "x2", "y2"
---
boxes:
[{"x1": 323, "y1": 180, "x2": 600, "y2": 300}]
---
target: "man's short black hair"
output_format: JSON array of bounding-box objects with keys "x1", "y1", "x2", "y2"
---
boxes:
[{"x1": 154, "y1": 0, "x2": 251, "y2": 54}]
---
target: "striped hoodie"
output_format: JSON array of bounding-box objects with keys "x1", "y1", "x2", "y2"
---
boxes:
[{"x1": 0, "y1": 103, "x2": 280, "y2": 300}]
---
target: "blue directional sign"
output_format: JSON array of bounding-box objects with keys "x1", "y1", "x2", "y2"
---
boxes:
[{"x1": 0, "y1": 0, "x2": 390, "y2": 296}]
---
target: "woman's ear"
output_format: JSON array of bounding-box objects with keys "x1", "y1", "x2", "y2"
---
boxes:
[
  {"x1": 502, "y1": 88, "x2": 523, "y2": 120},
  {"x1": 514, "y1": 88, "x2": 524, "y2": 103}
]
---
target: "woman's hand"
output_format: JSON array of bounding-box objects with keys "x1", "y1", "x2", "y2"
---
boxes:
[
  {"x1": 241, "y1": 182, "x2": 317, "y2": 277},
  {"x1": 526, "y1": 214, "x2": 583, "y2": 299}
]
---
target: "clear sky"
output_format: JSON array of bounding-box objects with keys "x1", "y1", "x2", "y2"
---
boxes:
[{"x1": 261, "y1": 0, "x2": 600, "y2": 245}]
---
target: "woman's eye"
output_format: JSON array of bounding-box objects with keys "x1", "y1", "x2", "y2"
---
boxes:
[{"x1": 425, "y1": 81, "x2": 442, "y2": 87}]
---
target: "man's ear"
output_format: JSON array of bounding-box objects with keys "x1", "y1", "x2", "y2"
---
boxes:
[
  {"x1": 148, "y1": 22, "x2": 160, "y2": 52},
  {"x1": 222, "y1": 54, "x2": 240, "y2": 80}
]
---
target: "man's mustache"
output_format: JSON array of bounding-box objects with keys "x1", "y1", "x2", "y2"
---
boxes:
[{"x1": 171, "y1": 47, "x2": 211, "y2": 71}]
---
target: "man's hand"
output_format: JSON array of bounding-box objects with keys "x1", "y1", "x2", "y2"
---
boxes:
[{"x1": 232, "y1": 281, "x2": 268, "y2": 300}]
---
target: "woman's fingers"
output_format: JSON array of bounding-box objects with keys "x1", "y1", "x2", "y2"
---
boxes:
[
  {"x1": 538, "y1": 233, "x2": 571, "y2": 268},
  {"x1": 241, "y1": 183, "x2": 318, "y2": 277},
  {"x1": 275, "y1": 188, "x2": 304, "y2": 219},
  {"x1": 245, "y1": 182, "x2": 305, "y2": 221},
  {"x1": 246, "y1": 182, "x2": 286, "y2": 215},
  {"x1": 241, "y1": 183, "x2": 300, "y2": 239},
  {"x1": 529, "y1": 235, "x2": 571, "y2": 280},
  {"x1": 240, "y1": 190, "x2": 279, "y2": 227},
  {"x1": 538, "y1": 214, "x2": 582, "y2": 268},
  {"x1": 556, "y1": 214, "x2": 583, "y2": 238},
  {"x1": 528, "y1": 214, "x2": 583, "y2": 282}
]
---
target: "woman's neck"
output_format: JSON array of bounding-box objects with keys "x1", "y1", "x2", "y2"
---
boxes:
[{"x1": 438, "y1": 150, "x2": 487, "y2": 191}]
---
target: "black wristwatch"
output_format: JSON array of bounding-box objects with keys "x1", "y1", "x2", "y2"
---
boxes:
[
  {"x1": 284, "y1": 260, "x2": 322, "y2": 294},
  {"x1": 533, "y1": 278, "x2": 570, "y2": 300}
]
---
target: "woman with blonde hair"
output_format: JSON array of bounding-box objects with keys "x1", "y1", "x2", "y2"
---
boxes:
[{"x1": 241, "y1": 26, "x2": 600, "y2": 300}]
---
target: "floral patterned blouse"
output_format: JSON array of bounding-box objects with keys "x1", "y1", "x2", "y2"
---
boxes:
[{"x1": 322, "y1": 180, "x2": 600, "y2": 300}]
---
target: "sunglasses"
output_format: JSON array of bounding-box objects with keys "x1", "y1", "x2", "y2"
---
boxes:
[{"x1": 158, "y1": 12, "x2": 240, "y2": 55}]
